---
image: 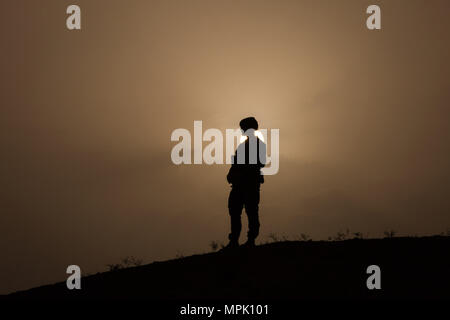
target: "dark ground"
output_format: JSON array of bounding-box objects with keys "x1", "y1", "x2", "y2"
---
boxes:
[{"x1": 4, "y1": 236, "x2": 450, "y2": 300}]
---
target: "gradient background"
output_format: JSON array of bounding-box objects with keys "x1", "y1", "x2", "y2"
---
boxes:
[{"x1": 1, "y1": 0, "x2": 449, "y2": 294}]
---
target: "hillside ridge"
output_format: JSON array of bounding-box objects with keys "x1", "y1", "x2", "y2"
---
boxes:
[{"x1": 6, "y1": 236, "x2": 450, "y2": 300}]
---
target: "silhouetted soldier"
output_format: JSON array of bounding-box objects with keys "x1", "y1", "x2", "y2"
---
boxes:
[{"x1": 224, "y1": 117, "x2": 266, "y2": 249}]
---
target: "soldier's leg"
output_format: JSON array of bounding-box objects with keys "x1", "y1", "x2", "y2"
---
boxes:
[
  {"x1": 228, "y1": 188, "x2": 244, "y2": 242},
  {"x1": 245, "y1": 187, "x2": 260, "y2": 241}
]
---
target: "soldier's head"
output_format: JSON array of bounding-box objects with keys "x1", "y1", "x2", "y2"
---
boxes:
[{"x1": 239, "y1": 117, "x2": 258, "y2": 136}]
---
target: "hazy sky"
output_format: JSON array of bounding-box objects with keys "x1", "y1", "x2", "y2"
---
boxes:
[{"x1": 1, "y1": 0, "x2": 449, "y2": 294}]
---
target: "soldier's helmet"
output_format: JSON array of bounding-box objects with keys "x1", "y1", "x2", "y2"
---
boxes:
[{"x1": 239, "y1": 117, "x2": 258, "y2": 132}]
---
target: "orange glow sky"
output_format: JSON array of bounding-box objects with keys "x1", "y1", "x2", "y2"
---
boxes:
[{"x1": 1, "y1": 0, "x2": 449, "y2": 293}]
